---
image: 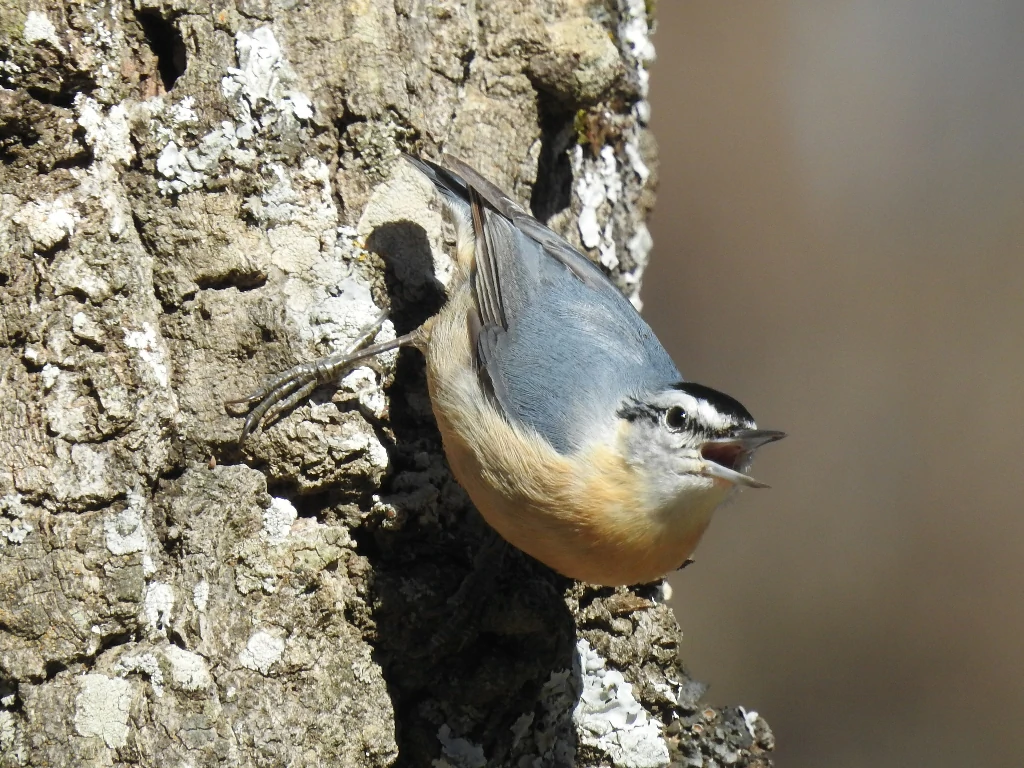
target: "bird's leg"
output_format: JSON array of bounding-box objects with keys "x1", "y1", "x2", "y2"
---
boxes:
[{"x1": 226, "y1": 312, "x2": 422, "y2": 446}]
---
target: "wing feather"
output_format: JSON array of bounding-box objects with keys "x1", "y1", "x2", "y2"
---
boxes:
[
  {"x1": 469, "y1": 188, "x2": 507, "y2": 330},
  {"x1": 441, "y1": 155, "x2": 608, "y2": 290}
]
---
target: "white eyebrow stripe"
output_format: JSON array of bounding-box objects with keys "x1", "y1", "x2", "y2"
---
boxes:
[
  {"x1": 671, "y1": 392, "x2": 735, "y2": 431},
  {"x1": 699, "y1": 398, "x2": 735, "y2": 430}
]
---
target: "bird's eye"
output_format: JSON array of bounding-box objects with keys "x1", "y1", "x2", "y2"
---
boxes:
[{"x1": 664, "y1": 406, "x2": 686, "y2": 431}]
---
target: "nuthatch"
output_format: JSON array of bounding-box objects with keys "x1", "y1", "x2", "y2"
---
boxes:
[{"x1": 228, "y1": 155, "x2": 784, "y2": 586}]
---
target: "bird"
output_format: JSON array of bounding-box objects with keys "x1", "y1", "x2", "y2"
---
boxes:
[{"x1": 227, "y1": 154, "x2": 784, "y2": 586}]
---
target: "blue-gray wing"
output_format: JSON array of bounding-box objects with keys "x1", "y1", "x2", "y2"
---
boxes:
[{"x1": 406, "y1": 154, "x2": 681, "y2": 454}]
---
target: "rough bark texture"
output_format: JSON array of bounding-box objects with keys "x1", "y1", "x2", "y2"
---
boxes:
[{"x1": 0, "y1": 1, "x2": 774, "y2": 766}]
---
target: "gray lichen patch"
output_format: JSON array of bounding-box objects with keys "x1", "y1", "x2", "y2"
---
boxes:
[
  {"x1": 574, "y1": 638, "x2": 671, "y2": 768},
  {"x1": 237, "y1": 629, "x2": 285, "y2": 675},
  {"x1": 22, "y1": 11, "x2": 65, "y2": 53},
  {"x1": 73, "y1": 673, "x2": 135, "y2": 748},
  {"x1": 0, "y1": 493, "x2": 32, "y2": 545}
]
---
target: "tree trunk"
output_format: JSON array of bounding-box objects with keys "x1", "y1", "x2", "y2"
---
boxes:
[{"x1": 0, "y1": 1, "x2": 774, "y2": 766}]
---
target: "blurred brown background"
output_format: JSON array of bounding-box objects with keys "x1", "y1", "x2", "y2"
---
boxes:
[{"x1": 645, "y1": 3, "x2": 1024, "y2": 767}]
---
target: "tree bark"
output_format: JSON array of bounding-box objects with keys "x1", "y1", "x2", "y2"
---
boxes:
[{"x1": 0, "y1": 1, "x2": 774, "y2": 766}]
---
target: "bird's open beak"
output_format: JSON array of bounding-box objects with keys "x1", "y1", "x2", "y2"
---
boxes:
[{"x1": 700, "y1": 429, "x2": 786, "y2": 488}]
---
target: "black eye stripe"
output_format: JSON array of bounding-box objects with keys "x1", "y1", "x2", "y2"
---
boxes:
[
  {"x1": 617, "y1": 399, "x2": 660, "y2": 423},
  {"x1": 618, "y1": 399, "x2": 703, "y2": 430},
  {"x1": 618, "y1": 394, "x2": 740, "y2": 439}
]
